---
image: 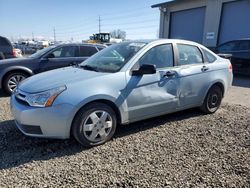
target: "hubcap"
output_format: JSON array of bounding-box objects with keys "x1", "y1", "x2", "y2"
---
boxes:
[
  {"x1": 211, "y1": 94, "x2": 218, "y2": 106},
  {"x1": 8, "y1": 75, "x2": 26, "y2": 92},
  {"x1": 83, "y1": 110, "x2": 112, "y2": 142},
  {"x1": 208, "y1": 92, "x2": 219, "y2": 110}
]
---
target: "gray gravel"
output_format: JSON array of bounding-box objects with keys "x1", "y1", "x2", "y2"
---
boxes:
[{"x1": 0, "y1": 92, "x2": 250, "y2": 187}]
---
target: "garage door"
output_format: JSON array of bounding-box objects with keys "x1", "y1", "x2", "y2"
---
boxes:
[
  {"x1": 170, "y1": 7, "x2": 206, "y2": 43},
  {"x1": 219, "y1": 0, "x2": 250, "y2": 44}
]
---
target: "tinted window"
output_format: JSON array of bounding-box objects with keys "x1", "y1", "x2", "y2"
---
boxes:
[
  {"x1": 0, "y1": 37, "x2": 11, "y2": 46},
  {"x1": 80, "y1": 46, "x2": 98, "y2": 57},
  {"x1": 29, "y1": 46, "x2": 55, "y2": 58},
  {"x1": 177, "y1": 44, "x2": 203, "y2": 65},
  {"x1": 50, "y1": 46, "x2": 78, "y2": 58},
  {"x1": 203, "y1": 49, "x2": 216, "y2": 63},
  {"x1": 237, "y1": 41, "x2": 250, "y2": 51},
  {"x1": 138, "y1": 44, "x2": 173, "y2": 69},
  {"x1": 218, "y1": 41, "x2": 236, "y2": 52}
]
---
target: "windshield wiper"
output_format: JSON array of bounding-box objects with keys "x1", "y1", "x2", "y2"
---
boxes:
[{"x1": 80, "y1": 65, "x2": 99, "y2": 72}]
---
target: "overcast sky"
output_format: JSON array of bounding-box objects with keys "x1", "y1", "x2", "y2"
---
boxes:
[{"x1": 0, "y1": 0, "x2": 164, "y2": 41}]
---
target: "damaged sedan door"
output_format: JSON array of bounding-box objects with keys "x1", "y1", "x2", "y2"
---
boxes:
[{"x1": 125, "y1": 43, "x2": 180, "y2": 122}]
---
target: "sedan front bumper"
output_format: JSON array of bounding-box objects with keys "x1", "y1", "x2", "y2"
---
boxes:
[{"x1": 10, "y1": 95, "x2": 75, "y2": 139}]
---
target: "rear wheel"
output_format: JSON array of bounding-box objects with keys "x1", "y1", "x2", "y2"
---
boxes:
[
  {"x1": 200, "y1": 85, "x2": 223, "y2": 114},
  {"x1": 72, "y1": 102, "x2": 117, "y2": 147},
  {"x1": 3, "y1": 72, "x2": 28, "y2": 95}
]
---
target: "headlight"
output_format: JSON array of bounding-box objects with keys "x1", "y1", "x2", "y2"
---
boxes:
[{"x1": 26, "y1": 86, "x2": 66, "y2": 107}]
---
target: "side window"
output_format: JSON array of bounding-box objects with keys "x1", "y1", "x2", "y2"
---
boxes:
[
  {"x1": 79, "y1": 46, "x2": 98, "y2": 57},
  {"x1": 50, "y1": 46, "x2": 77, "y2": 58},
  {"x1": 218, "y1": 42, "x2": 236, "y2": 52},
  {"x1": 237, "y1": 41, "x2": 250, "y2": 51},
  {"x1": 97, "y1": 47, "x2": 105, "y2": 51},
  {"x1": 203, "y1": 49, "x2": 216, "y2": 63},
  {"x1": 177, "y1": 44, "x2": 203, "y2": 66},
  {"x1": 138, "y1": 44, "x2": 173, "y2": 69}
]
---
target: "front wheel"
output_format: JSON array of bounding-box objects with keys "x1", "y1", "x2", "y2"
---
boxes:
[
  {"x1": 72, "y1": 102, "x2": 117, "y2": 147},
  {"x1": 200, "y1": 85, "x2": 223, "y2": 114},
  {"x1": 3, "y1": 72, "x2": 28, "y2": 95}
]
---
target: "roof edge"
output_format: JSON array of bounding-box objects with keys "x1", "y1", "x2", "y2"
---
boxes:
[{"x1": 151, "y1": 1, "x2": 175, "y2": 8}]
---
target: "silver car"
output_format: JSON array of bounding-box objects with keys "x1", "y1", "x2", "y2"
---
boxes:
[{"x1": 10, "y1": 39, "x2": 233, "y2": 146}]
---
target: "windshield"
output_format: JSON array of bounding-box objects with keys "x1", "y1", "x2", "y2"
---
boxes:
[
  {"x1": 80, "y1": 42, "x2": 147, "y2": 73},
  {"x1": 29, "y1": 46, "x2": 56, "y2": 58}
]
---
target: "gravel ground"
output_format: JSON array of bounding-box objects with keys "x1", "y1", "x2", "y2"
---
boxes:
[
  {"x1": 0, "y1": 91, "x2": 249, "y2": 187},
  {"x1": 224, "y1": 76, "x2": 250, "y2": 107}
]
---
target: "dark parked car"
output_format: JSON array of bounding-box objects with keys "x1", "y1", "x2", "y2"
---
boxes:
[
  {"x1": 0, "y1": 36, "x2": 16, "y2": 60},
  {"x1": 217, "y1": 39, "x2": 250, "y2": 75},
  {"x1": 0, "y1": 43, "x2": 106, "y2": 94}
]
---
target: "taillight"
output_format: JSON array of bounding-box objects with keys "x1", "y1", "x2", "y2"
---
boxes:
[
  {"x1": 228, "y1": 63, "x2": 232, "y2": 72},
  {"x1": 12, "y1": 49, "x2": 17, "y2": 57}
]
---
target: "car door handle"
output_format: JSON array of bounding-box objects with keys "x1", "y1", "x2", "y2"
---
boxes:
[
  {"x1": 163, "y1": 71, "x2": 175, "y2": 77},
  {"x1": 201, "y1": 66, "x2": 209, "y2": 72}
]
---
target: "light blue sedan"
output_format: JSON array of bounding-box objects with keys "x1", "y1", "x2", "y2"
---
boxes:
[{"x1": 10, "y1": 39, "x2": 233, "y2": 146}]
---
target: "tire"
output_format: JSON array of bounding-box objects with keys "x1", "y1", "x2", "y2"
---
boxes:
[
  {"x1": 0, "y1": 52, "x2": 5, "y2": 60},
  {"x1": 200, "y1": 85, "x2": 223, "y2": 114},
  {"x1": 3, "y1": 72, "x2": 28, "y2": 95},
  {"x1": 72, "y1": 102, "x2": 117, "y2": 147}
]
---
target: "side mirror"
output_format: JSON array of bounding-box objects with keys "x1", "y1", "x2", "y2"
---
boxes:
[{"x1": 132, "y1": 64, "x2": 156, "y2": 76}]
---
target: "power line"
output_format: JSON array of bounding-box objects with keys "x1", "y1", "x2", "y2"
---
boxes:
[
  {"x1": 32, "y1": 8, "x2": 158, "y2": 35},
  {"x1": 102, "y1": 19, "x2": 158, "y2": 27},
  {"x1": 55, "y1": 6, "x2": 158, "y2": 28},
  {"x1": 18, "y1": 6, "x2": 160, "y2": 41}
]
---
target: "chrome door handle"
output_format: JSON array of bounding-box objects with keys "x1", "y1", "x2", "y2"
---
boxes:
[
  {"x1": 201, "y1": 66, "x2": 209, "y2": 72},
  {"x1": 163, "y1": 71, "x2": 175, "y2": 77}
]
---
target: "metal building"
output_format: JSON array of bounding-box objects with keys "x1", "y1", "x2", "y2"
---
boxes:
[{"x1": 152, "y1": 0, "x2": 250, "y2": 48}]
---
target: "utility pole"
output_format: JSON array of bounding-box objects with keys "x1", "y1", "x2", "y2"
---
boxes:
[
  {"x1": 53, "y1": 27, "x2": 56, "y2": 42},
  {"x1": 98, "y1": 16, "x2": 101, "y2": 33},
  {"x1": 32, "y1": 32, "x2": 34, "y2": 41}
]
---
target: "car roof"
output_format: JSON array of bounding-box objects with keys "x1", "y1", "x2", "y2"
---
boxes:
[
  {"x1": 129, "y1": 39, "x2": 204, "y2": 47},
  {"x1": 54, "y1": 43, "x2": 106, "y2": 48}
]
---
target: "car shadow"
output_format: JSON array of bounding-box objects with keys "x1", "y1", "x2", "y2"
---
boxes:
[
  {"x1": 233, "y1": 75, "x2": 250, "y2": 88},
  {"x1": 0, "y1": 89, "x2": 8, "y2": 98},
  {"x1": 0, "y1": 108, "x2": 203, "y2": 170}
]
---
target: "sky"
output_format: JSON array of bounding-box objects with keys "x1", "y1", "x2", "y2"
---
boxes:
[{"x1": 0, "y1": 0, "x2": 164, "y2": 42}]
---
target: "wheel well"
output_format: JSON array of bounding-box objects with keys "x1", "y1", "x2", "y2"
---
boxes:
[
  {"x1": 70, "y1": 99, "x2": 122, "y2": 136},
  {"x1": 2, "y1": 69, "x2": 31, "y2": 86},
  {"x1": 92, "y1": 100, "x2": 122, "y2": 124},
  {"x1": 211, "y1": 82, "x2": 225, "y2": 97}
]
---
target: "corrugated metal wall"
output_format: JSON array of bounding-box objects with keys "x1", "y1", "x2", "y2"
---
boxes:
[
  {"x1": 169, "y1": 7, "x2": 206, "y2": 43},
  {"x1": 219, "y1": 0, "x2": 250, "y2": 44}
]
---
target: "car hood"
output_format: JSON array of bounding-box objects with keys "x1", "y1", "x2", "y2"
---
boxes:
[
  {"x1": 0, "y1": 57, "x2": 31, "y2": 65},
  {"x1": 19, "y1": 67, "x2": 109, "y2": 93}
]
